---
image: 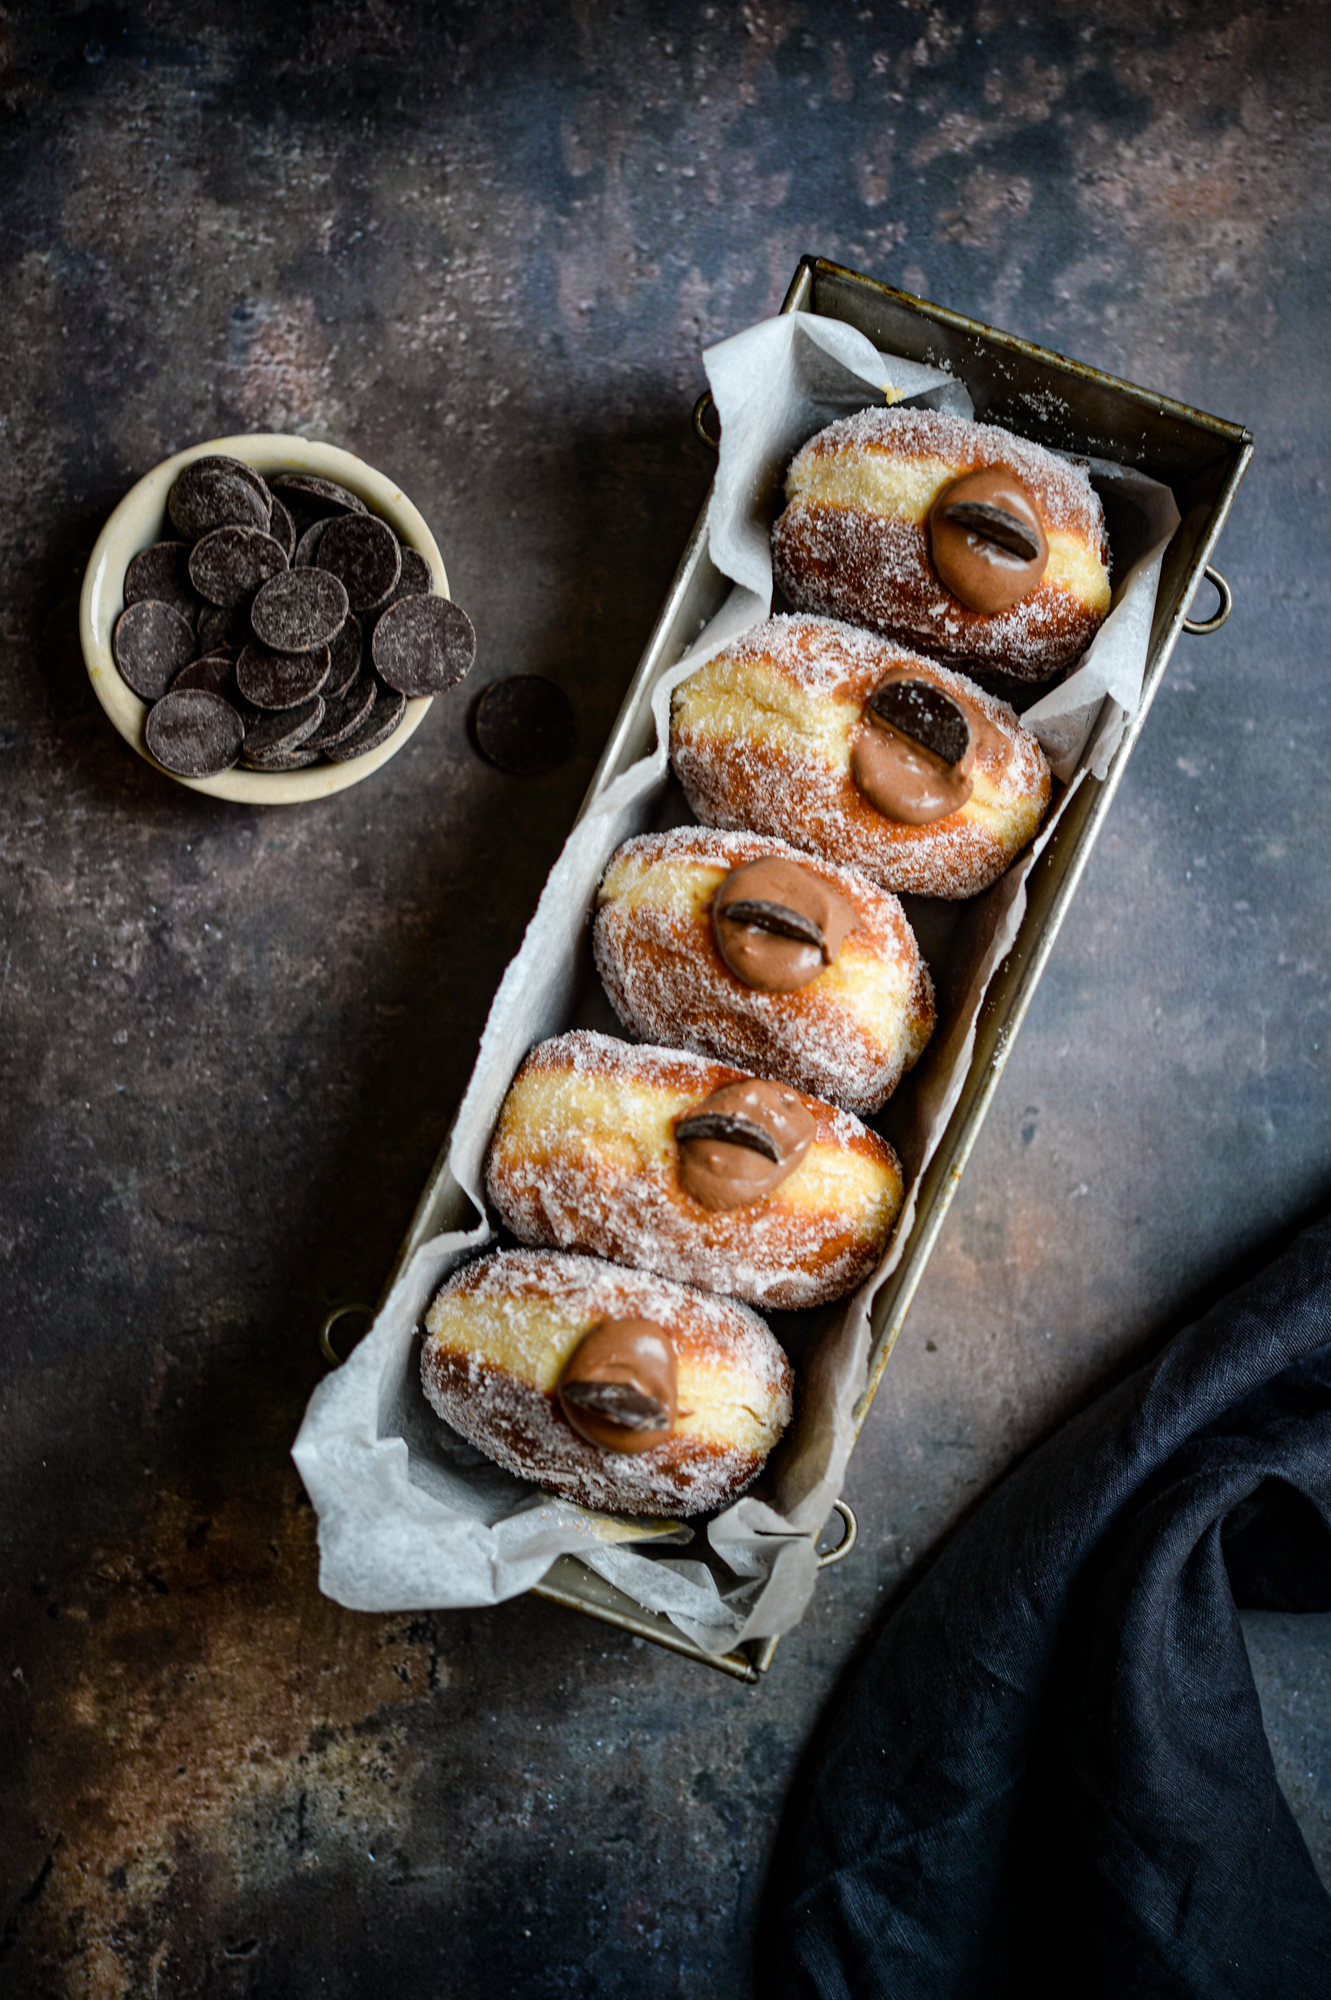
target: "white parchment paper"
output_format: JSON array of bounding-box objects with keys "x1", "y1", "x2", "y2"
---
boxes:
[{"x1": 294, "y1": 309, "x2": 1180, "y2": 1655}]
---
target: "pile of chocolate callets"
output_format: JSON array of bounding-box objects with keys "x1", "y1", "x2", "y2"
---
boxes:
[{"x1": 114, "y1": 455, "x2": 477, "y2": 779}]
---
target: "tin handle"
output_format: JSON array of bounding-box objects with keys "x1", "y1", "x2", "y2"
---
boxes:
[
  {"x1": 693, "y1": 390, "x2": 721, "y2": 453},
  {"x1": 1182, "y1": 564, "x2": 1233, "y2": 636},
  {"x1": 816, "y1": 1498, "x2": 859, "y2": 1568},
  {"x1": 319, "y1": 1303, "x2": 374, "y2": 1368}
]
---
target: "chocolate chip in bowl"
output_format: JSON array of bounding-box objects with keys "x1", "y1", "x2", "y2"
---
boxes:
[{"x1": 80, "y1": 435, "x2": 470, "y2": 803}]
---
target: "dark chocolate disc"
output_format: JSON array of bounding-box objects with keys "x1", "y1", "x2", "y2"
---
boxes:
[
  {"x1": 270, "y1": 474, "x2": 367, "y2": 517},
  {"x1": 145, "y1": 689, "x2": 245, "y2": 778},
  {"x1": 673, "y1": 1110, "x2": 782, "y2": 1162},
  {"x1": 317, "y1": 513, "x2": 402, "y2": 614},
  {"x1": 939, "y1": 499, "x2": 1043, "y2": 560},
  {"x1": 294, "y1": 518, "x2": 332, "y2": 568},
  {"x1": 250, "y1": 569, "x2": 348, "y2": 652},
  {"x1": 305, "y1": 671, "x2": 377, "y2": 750},
  {"x1": 172, "y1": 652, "x2": 239, "y2": 698},
  {"x1": 395, "y1": 547, "x2": 432, "y2": 598},
  {"x1": 268, "y1": 494, "x2": 296, "y2": 561},
  {"x1": 372, "y1": 595, "x2": 476, "y2": 697},
  {"x1": 246, "y1": 743, "x2": 323, "y2": 771},
  {"x1": 189, "y1": 525, "x2": 289, "y2": 608},
  {"x1": 236, "y1": 639, "x2": 331, "y2": 710},
  {"x1": 322, "y1": 612, "x2": 362, "y2": 699},
  {"x1": 196, "y1": 600, "x2": 250, "y2": 653},
  {"x1": 866, "y1": 678, "x2": 971, "y2": 768},
  {"x1": 113, "y1": 599, "x2": 197, "y2": 700},
  {"x1": 168, "y1": 456, "x2": 271, "y2": 540},
  {"x1": 323, "y1": 683, "x2": 407, "y2": 761},
  {"x1": 242, "y1": 697, "x2": 324, "y2": 764},
  {"x1": 473, "y1": 674, "x2": 574, "y2": 775},
  {"x1": 715, "y1": 900, "x2": 825, "y2": 949},
  {"x1": 125, "y1": 541, "x2": 201, "y2": 622}
]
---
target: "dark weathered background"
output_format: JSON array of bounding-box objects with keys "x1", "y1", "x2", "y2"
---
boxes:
[{"x1": 2, "y1": 2, "x2": 1329, "y2": 1992}]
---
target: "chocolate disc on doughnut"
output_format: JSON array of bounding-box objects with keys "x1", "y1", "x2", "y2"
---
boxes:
[
  {"x1": 675, "y1": 1077, "x2": 814, "y2": 1212},
  {"x1": 557, "y1": 1317, "x2": 678, "y2": 1455},
  {"x1": 189, "y1": 525, "x2": 289, "y2": 608},
  {"x1": 929, "y1": 467, "x2": 1049, "y2": 614},
  {"x1": 145, "y1": 689, "x2": 245, "y2": 778},
  {"x1": 712, "y1": 854, "x2": 855, "y2": 993},
  {"x1": 236, "y1": 639, "x2": 331, "y2": 710},
  {"x1": 323, "y1": 682, "x2": 407, "y2": 761},
  {"x1": 124, "y1": 542, "x2": 201, "y2": 623},
  {"x1": 372, "y1": 594, "x2": 476, "y2": 696},
  {"x1": 250, "y1": 569, "x2": 348, "y2": 652},
  {"x1": 317, "y1": 513, "x2": 402, "y2": 614},
  {"x1": 168, "y1": 456, "x2": 271, "y2": 540},
  {"x1": 113, "y1": 600, "x2": 196, "y2": 700}
]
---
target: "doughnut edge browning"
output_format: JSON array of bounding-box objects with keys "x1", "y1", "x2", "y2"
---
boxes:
[
  {"x1": 420, "y1": 1248, "x2": 794, "y2": 1517},
  {"x1": 592, "y1": 829, "x2": 936, "y2": 1116},
  {"x1": 484, "y1": 1031, "x2": 905, "y2": 1309},
  {"x1": 669, "y1": 614, "x2": 1052, "y2": 900},
  {"x1": 771, "y1": 407, "x2": 1111, "y2": 681}
]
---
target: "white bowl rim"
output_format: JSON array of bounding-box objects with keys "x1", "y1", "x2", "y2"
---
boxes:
[{"x1": 79, "y1": 433, "x2": 450, "y2": 806}]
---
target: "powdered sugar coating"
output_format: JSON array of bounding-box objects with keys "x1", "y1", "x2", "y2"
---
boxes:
[
  {"x1": 594, "y1": 828, "x2": 934, "y2": 1115},
  {"x1": 670, "y1": 614, "x2": 1051, "y2": 899},
  {"x1": 422, "y1": 1247, "x2": 793, "y2": 1516},
  {"x1": 486, "y1": 1030, "x2": 903, "y2": 1308},
  {"x1": 772, "y1": 407, "x2": 1111, "y2": 678}
]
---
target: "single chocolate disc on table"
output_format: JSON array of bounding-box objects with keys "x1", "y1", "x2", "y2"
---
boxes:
[
  {"x1": 474, "y1": 674, "x2": 575, "y2": 775},
  {"x1": 324, "y1": 683, "x2": 407, "y2": 761},
  {"x1": 113, "y1": 599, "x2": 196, "y2": 700},
  {"x1": 322, "y1": 612, "x2": 362, "y2": 699},
  {"x1": 372, "y1": 594, "x2": 475, "y2": 696},
  {"x1": 250, "y1": 569, "x2": 348, "y2": 652},
  {"x1": 294, "y1": 518, "x2": 332, "y2": 568},
  {"x1": 268, "y1": 494, "x2": 296, "y2": 561},
  {"x1": 145, "y1": 688, "x2": 245, "y2": 778},
  {"x1": 125, "y1": 541, "x2": 201, "y2": 623},
  {"x1": 172, "y1": 652, "x2": 239, "y2": 698},
  {"x1": 189, "y1": 525, "x2": 289, "y2": 607},
  {"x1": 305, "y1": 671, "x2": 377, "y2": 751},
  {"x1": 242, "y1": 697, "x2": 324, "y2": 765},
  {"x1": 236, "y1": 638, "x2": 331, "y2": 710},
  {"x1": 270, "y1": 474, "x2": 366, "y2": 517},
  {"x1": 317, "y1": 512, "x2": 401, "y2": 613},
  {"x1": 168, "y1": 456, "x2": 271, "y2": 540}
]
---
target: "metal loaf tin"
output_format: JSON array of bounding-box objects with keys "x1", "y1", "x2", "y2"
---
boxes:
[{"x1": 363, "y1": 257, "x2": 1252, "y2": 1683}]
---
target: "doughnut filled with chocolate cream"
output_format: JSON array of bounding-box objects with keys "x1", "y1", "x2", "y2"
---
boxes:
[
  {"x1": 771, "y1": 407, "x2": 1111, "y2": 680},
  {"x1": 421, "y1": 1248, "x2": 793, "y2": 1516},
  {"x1": 594, "y1": 829, "x2": 934, "y2": 1116},
  {"x1": 486, "y1": 1031, "x2": 903, "y2": 1308},
  {"x1": 670, "y1": 614, "x2": 1051, "y2": 899}
]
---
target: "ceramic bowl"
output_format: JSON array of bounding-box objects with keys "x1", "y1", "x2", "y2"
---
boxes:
[{"x1": 79, "y1": 434, "x2": 448, "y2": 804}]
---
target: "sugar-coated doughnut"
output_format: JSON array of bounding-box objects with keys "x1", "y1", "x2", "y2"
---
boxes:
[
  {"x1": 421, "y1": 1247, "x2": 793, "y2": 1516},
  {"x1": 485, "y1": 1030, "x2": 903, "y2": 1309},
  {"x1": 771, "y1": 408, "x2": 1111, "y2": 680},
  {"x1": 593, "y1": 829, "x2": 934, "y2": 1116},
  {"x1": 670, "y1": 614, "x2": 1051, "y2": 899}
]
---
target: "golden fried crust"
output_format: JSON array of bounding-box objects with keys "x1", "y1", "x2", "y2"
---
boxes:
[
  {"x1": 593, "y1": 829, "x2": 934, "y2": 1116},
  {"x1": 421, "y1": 1248, "x2": 793, "y2": 1516},
  {"x1": 771, "y1": 407, "x2": 1111, "y2": 680},
  {"x1": 669, "y1": 615, "x2": 1052, "y2": 899},
  {"x1": 485, "y1": 1031, "x2": 903, "y2": 1309}
]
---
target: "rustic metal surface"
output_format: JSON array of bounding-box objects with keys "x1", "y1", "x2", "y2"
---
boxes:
[{"x1": 2, "y1": 4, "x2": 1329, "y2": 1992}]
